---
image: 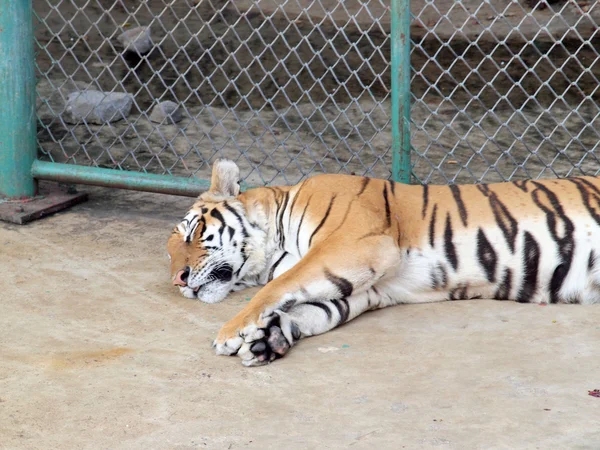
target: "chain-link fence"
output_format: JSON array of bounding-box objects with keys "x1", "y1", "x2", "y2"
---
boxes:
[
  {"x1": 411, "y1": 0, "x2": 600, "y2": 184},
  {"x1": 34, "y1": 0, "x2": 600, "y2": 188},
  {"x1": 34, "y1": 0, "x2": 393, "y2": 187}
]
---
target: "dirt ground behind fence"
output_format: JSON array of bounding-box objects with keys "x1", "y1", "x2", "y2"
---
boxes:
[{"x1": 33, "y1": 0, "x2": 600, "y2": 185}]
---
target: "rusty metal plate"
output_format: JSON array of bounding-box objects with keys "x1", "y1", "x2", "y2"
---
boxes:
[{"x1": 0, "y1": 182, "x2": 88, "y2": 225}]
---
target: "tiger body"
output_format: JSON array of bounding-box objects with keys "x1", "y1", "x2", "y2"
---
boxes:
[{"x1": 167, "y1": 159, "x2": 600, "y2": 366}]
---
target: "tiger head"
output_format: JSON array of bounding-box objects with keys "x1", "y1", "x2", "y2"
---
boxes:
[{"x1": 167, "y1": 159, "x2": 267, "y2": 303}]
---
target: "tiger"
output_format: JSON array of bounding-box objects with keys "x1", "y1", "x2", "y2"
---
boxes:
[{"x1": 167, "y1": 159, "x2": 600, "y2": 366}]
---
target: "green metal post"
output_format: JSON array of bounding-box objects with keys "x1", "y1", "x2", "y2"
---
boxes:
[
  {"x1": 391, "y1": 0, "x2": 412, "y2": 183},
  {"x1": 31, "y1": 160, "x2": 253, "y2": 197},
  {"x1": 0, "y1": 0, "x2": 37, "y2": 198}
]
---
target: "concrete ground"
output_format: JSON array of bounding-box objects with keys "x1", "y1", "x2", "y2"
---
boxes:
[{"x1": 1, "y1": 185, "x2": 600, "y2": 450}]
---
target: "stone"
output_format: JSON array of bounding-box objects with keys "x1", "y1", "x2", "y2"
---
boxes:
[
  {"x1": 117, "y1": 27, "x2": 153, "y2": 55},
  {"x1": 36, "y1": 79, "x2": 91, "y2": 121},
  {"x1": 63, "y1": 90, "x2": 133, "y2": 124},
  {"x1": 149, "y1": 101, "x2": 183, "y2": 124}
]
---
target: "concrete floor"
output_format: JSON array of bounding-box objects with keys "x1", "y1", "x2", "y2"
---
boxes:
[{"x1": 1, "y1": 185, "x2": 600, "y2": 450}]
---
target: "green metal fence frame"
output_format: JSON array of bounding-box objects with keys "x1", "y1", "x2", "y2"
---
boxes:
[
  {"x1": 0, "y1": 0, "x2": 37, "y2": 199},
  {"x1": 391, "y1": 0, "x2": 412, "y2": 184},
  {"x1": 0, "y1": 0, "x2": 411, "y2": 201}
]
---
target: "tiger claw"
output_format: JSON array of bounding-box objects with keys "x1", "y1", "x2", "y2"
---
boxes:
[
  {"x1": 234, "y1": 313, "x2": 299, "y2": 367},
  {"x1": 214, "y1": 320, "x2": 262, "y2": 356},
  {"x1": 214, "y1": 336, "x2": 244, "y2": 356},
  {"x1": 237, "y1": 324, "x2": 292, "y2": 366}
]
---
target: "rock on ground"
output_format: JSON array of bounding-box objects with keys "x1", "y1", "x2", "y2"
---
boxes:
[
  {"x1": 117, "y1": 26, "x2": 153, "y2": 55},
  {"x1": 36, "y1": 79, "x2": 90, "y2": 120},
  {"x1": 63, "y1": 90, "x2": 133, "y2": 125},
  {"x1": 149, "y1": 101, "x2": 183, "y2": 124}
]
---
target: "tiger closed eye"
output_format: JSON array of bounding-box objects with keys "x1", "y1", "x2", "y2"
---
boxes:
[{"x1": 205, "y1": 234, "x2": 214, "y2": 241}]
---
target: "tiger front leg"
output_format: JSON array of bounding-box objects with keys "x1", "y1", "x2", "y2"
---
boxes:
[
  {"x1": 235, "y1": 293, "x2": 375, "y2": 366},
  {"x1": 213, "y1": 235, "x2": 400, "y2": 364}
]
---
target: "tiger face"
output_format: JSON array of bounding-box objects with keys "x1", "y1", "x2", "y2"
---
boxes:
[
  {"x1": 167, "y1": 159, "x2": 267, "y2": 303},
  {"x1": 167, "y1": 201, "x2": 246, "y2": 302}
]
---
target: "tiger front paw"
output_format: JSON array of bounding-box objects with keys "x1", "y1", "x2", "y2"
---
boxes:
[
  {"x1": 213, "y1": 311, "x2": 301, "y2": 367},
  {"x1": 213, "y1": 313, "x2": 264, "y2": 356}
]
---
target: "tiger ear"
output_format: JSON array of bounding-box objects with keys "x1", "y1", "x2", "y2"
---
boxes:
[{"x1": 200, "y1": 159, "x2": 240, "y2": 201}]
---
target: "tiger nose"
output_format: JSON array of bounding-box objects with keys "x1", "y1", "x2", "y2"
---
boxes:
[{"x1": 173, "y1": 268, "x2": 190, "y2": 287}]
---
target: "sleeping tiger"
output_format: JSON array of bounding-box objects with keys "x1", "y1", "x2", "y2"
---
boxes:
[{"x1": 167, "y1": 159, "x2": 600, "y2": 366}]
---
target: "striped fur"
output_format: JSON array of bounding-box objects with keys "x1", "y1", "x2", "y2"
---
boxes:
[{"x1": 167, "y1": 159, "x2": 600, "y2": 366}]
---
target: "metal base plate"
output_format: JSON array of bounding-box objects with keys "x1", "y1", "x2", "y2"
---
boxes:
[{"x1": 0, "y1": 182, "x2": 88, "y2": 225}]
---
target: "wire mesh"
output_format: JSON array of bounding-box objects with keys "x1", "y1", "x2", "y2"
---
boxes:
[
  {"x1": 34, "y1": 0, "x2": 393, "y2": 187},
  {"x1": 410, "y1": 0, "x2": 600, "y2": 184},
  {"x1": 33, "y1": 0, "x2": 600, "y2": 188}
]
